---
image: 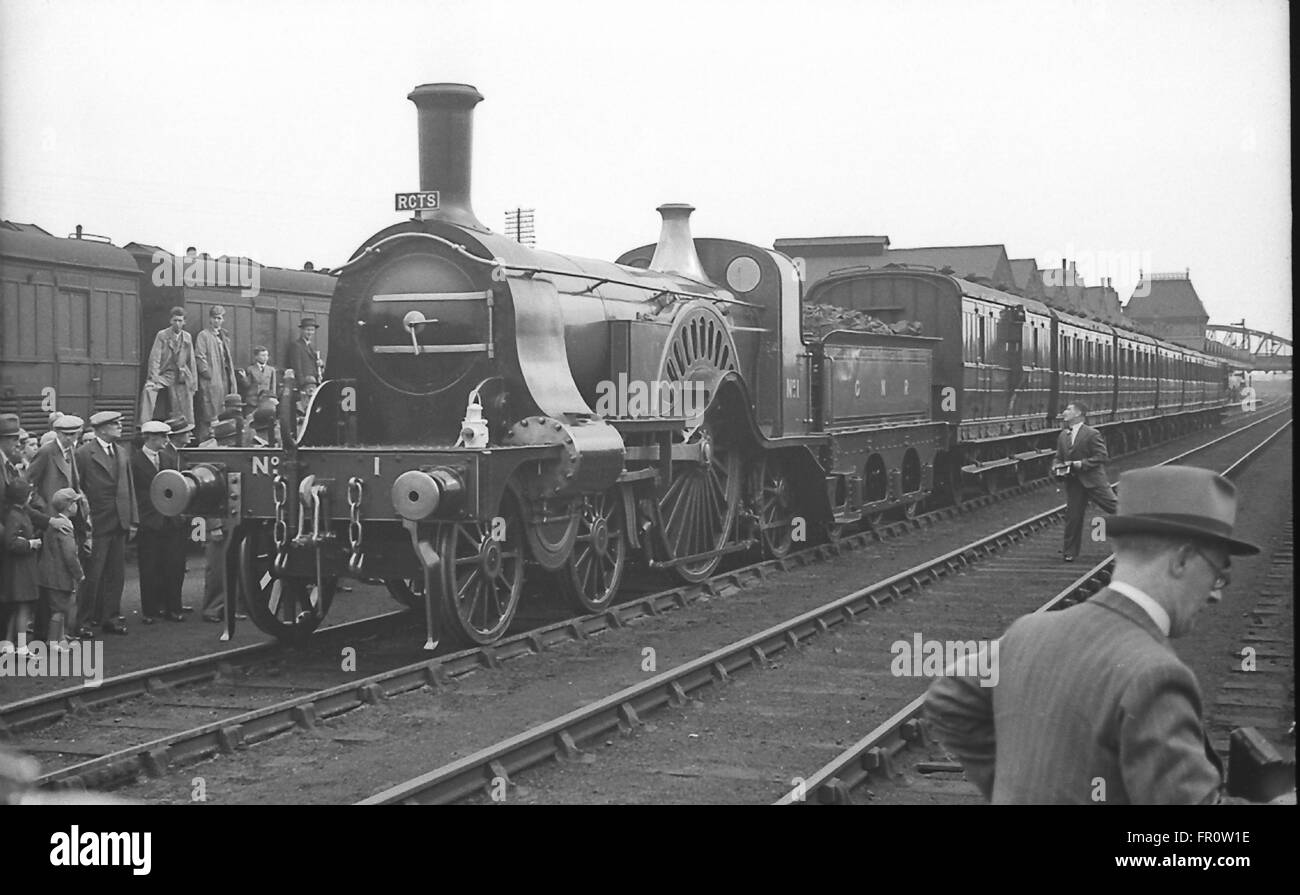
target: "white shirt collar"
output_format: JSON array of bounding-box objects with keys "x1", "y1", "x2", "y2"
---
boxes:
[
  {"x1": 1107, "y1": 580, "x2": 1170, "y2": 636},
  {"x1": 1069, "y1": 422, "x2": 1084, "y2": 435},
  {"x1": 143, "y1": 445, "x2": 159, "y2": 463},
  {"x1": 96, "y1": 436, "x2": 115, "y2": 454}
]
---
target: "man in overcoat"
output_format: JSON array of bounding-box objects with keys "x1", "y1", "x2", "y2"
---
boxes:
[
  {"x1": 925, "y1": 465, "x2": 1260, "y2": 804},
  {"x1": 194, "y1": 305, "x2": 238, "y2": 442},
  {"x1": 140, "y1": 307, "x2": 197, "y2": 424},
  {"x1": 73, "y1": 411, "x2": 138, "y2": 635}
]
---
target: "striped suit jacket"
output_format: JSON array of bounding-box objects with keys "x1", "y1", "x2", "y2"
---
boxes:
[{"x1": 924, "y1": 588, "x2": 1223, "y2": 804}]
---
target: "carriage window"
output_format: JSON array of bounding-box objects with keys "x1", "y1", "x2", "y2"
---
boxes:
[
  {"x1": 977, "y1": 314, "x2": 986, "y2": 363},
  {"x1": 1032, "y1": 328, "x2": 1039, "y2": 366}
]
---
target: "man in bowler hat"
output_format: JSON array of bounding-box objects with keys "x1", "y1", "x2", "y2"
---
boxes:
[
  {"x1": 287, "y1": 317, "x2": 324, "y2": 387},
  {"x1": 925, "y1": 465, "x2": 1261, "y2": 804}
]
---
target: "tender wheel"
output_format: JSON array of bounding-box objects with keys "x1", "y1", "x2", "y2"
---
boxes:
[
  {"x1": 237, "y1": 527, "x2": 336, "y2": 645},
  {"x1": 553, "y1": 487, "x2": 627, "y2": 613},
  {"x1": 749, "y1": 454, "x2": 796, "y2": 559},
  {"x1": 435, "y1": 488, "x2": 526, "y2": 645},
  {"x1": 657, "y1": 418, "x2": 741, "y2": 582}
]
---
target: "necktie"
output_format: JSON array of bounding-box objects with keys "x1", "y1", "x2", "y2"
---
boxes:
[{"x1": 66, "y1": 449, "x2": 79, "y2": 489}]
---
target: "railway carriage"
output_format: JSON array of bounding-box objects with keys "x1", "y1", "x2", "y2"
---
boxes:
[
  {"x1": 0, "y1": 224, "x2": 335, "y2": 434},
  {"x1": 0, "y1": 224, "x2": 142, "y2": 430}
]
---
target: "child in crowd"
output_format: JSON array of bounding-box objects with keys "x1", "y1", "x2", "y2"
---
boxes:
[
  {"x1": 1, "y1": 481, "x2": 41, "y2": 654},
  {"x1": 38, "y1": 488, "x2": 84, "y2": 649}
]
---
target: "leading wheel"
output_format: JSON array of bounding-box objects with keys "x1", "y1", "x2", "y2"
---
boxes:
[
  {"x1": 435, "y1": 487, "x2": 526, "y2": 646},
  {"x1": 553, "y1": 487, "x2": 628, "y2": 613},
  {"x1": 237, "y1": 527, "x2": 336, "y2": 645}
]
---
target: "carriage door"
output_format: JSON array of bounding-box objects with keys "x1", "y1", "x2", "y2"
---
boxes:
[{"x1": 55, "y1": 286, "x2": 93, "y2": 421}]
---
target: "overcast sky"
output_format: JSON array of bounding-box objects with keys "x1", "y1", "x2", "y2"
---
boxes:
[{"x1": 1, "y1": 0, "x2": 1290, "y2": 337}]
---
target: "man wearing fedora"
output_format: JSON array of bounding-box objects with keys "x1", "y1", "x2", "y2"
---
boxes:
[
  {"x1": 74, "y1": 411, "x2": 138, "y2": 636},
  {"x1": 924, "y1": 465, "x2": 1260, "y2": 804},
  {"x1": 286, "y1": 317, "x2": 324, "y2": 389},
  {"x1": 1053, "y1": 401, "x2": 1118, "y2": 562}
]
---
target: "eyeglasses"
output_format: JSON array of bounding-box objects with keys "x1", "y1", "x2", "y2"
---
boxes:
[{"x1": 1188, "y1": 544, "x2": 1231, "y2": 590}]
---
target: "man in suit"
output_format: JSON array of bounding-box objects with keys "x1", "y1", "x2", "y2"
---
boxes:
[
  {"x1": 162, "y1": 417, "x2": 196, "y2": 613},
  {"x1": 74, "y1": 411, "x2": 138, "y2": 636},
  {"x1": 131, "y1": 421, "x2": 185, "y2": 623},
  {"x1": 140, "y1": 306, "x2": 197, "y2": 425},
  {"x1": 1053, "y1": 401, "x2": 1117, "y2": 561},
  {"x1": 1, "y1": 415, "x2": 69, "y2": 537},
  {"x1": 286, "y1": 317, "x2": 324, "y2": 388},
  {"x1": 194, "y1": 305, "x2": 238, "y2": 442},
  {"x1": 924, "y1": 465, "x2": 1260, "y2": 804},
  {"x1": 25, "y1": 414, "x2": 90, "y2": 554},
  {"x1": 244, "y1": 345, "x2": 278, "y2": 408}
]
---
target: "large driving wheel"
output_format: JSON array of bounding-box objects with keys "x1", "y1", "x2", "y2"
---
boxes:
[
  {"x1": 657, "y1": 419, "x2": 741, "y2": 582},
  {"x1": 237, "y1": 526, "x2": 336, "y2": 645},
  {"x1": 553, "y1": 487, "x2": 628, "y2": 613},
  {"x1": 749, "y1": 454, "x2": 796, "y2": 559},
  {"x1": 435, "y1": 487, "x2": 526, "y2": 645}
]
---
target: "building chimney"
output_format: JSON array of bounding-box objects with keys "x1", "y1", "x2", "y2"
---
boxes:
[
  {"x1": 649, "y1": 203, "x2": 709, "y2": 282},
  {"x1": 408, "y1": 83, "x2": 485, "y2": 231}
]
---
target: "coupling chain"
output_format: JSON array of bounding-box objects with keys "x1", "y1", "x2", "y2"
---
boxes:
[
  {"x1": 272, "y1": 474, "x2": 289, "y2": 572},
  {"x1": 347, "y1": 476, "x2": 365, "y2": 574}
]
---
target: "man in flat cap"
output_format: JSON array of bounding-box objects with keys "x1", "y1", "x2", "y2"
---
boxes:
[
  {"x1": 26, "y1": 415, "x2": 91, "y2": 565},
  {"x1": 1, "y1": 414, "x2": 69, "y2": 534},
  {"x1": 194, "y1": 305, "x2": 237, "y2": 442},
  {"x1": 287, "y1": 317, "x2": 324, "y2": 389},
  {"x1": 925, "y1": 465, "x2": 1260, "y2": 804},
  {"x1": 141, "y1": 306, "x2": 197, "y2": 427},
  {"x1": 74, "y1": 411, "x2": 138, "y2": 636},
  {"x1": 132, "y1": 421, "x2": 185, "y2": 623}
]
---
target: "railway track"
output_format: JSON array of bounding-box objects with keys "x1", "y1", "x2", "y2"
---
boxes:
[
  {"x1": 775, "y1": 418, "x2": 1292, "y2": 806},
  {"x1": 358, "y1": 412, "x2": 1291, "y2": 804},
  {"x1": 5, "y1": 404, "x2": 1284, "y2": 795}
]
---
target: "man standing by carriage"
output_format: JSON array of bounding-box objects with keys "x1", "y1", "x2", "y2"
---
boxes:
[
  {"x1": 194, "y1": 305, "x2": 238, "y2": 442},
  {"x1": 140, "y1": 306, "x2": 197, "y2": 426}
]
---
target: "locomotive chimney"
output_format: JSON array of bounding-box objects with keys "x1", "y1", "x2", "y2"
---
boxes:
[
  {"x1": 649, "y1": 203, "x2": 710, "y2": 282},
  {"x1": 408, "y1": 83, "x2": 485, "y2": 230}
]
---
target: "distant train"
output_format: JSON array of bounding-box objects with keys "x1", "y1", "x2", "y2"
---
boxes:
[
  {"x1": 0, "y1": 221, "x2": 335, "y2": 432},
  {"x1": 150, "y1": 83, "x2": 1234, "y2": 651},
  {"x1": 801, "y1": 266, "x2": 1233, "y2": 506}
]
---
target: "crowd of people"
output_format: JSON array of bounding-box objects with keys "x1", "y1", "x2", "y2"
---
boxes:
[
  {"x1": 0, "y1": 309, "x2": 326, "y2": 653},
  {"x1": 139, "y1": 304, "x2": 324, "y2": 441}
]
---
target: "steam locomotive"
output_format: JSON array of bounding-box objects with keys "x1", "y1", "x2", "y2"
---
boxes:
[{"x1": 152, "y1": 83, "x2": 1230, "y2": 648}]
